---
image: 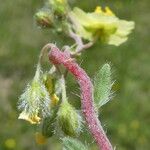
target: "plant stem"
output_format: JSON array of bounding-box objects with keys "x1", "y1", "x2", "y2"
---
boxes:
[
  {"x1": 39, "y1": 43, "x2": 54, "y2": 64},
  {"x1": 39, "y1": 43, "x2": 62, "y2": 75},
  {"x1": 48, "y1": 45, "x2": 113, "y2": 150},
  {"x1": 69, "y1": 30, "x2": 94, "y2": 56},
  {"x1": 61, "y1": 75, "x2": 67, "y2": 102}
]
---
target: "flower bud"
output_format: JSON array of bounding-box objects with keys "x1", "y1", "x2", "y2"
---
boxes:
[
  {"x1": 35, "y1": 9, "x2": 54, "y2": 28},
  {"x1": 43, "y1": 73, "x2": 59, "y2": 107},
  {"x1": 57, "y1": 101, "x2": 82, "y2": 136},
  {"x1": 48, "y1": 0, "x2": 69, "y2": 16},
  {"x1": 41, "y1": 103, "x2": 59, "y2": 138},
  {"x1": 18, "y1": 64, "x2": 50, "y2": 124},
  {"x1": 43, "y1": 73, "x2": 55, "y2": 95},
  {"x1": 41, "y1": 117, "x2": 55, "y2": 138}
]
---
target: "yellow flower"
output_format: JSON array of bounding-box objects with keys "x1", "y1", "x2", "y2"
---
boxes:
[
  {"x1": 69, "y1": 7, "x2": 135, "y2": 46},
  {"x1": 18, "y1": 111, "x2": 41, "y2": 124},
  {"x1": 94, "y1": 6, "x2": 103, "y2": 14}
]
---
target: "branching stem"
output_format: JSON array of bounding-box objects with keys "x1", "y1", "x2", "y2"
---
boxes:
[{"x1": 69, "y1": 30, "x2": 94, "y2": 56}]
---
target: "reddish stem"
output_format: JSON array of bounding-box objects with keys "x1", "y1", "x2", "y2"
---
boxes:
[{"x1": 48, "y1": 45, "x2": 113, "y2": 150}]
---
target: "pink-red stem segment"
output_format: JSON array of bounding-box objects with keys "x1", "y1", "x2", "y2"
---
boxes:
[{"x1": 48, "y1": 45, "x2": 113, "y2": 150}]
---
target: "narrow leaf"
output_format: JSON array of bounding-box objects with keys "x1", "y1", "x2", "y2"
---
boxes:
[
  {"x1": 62, "y1": 137, "x2": 88, "y2": 150},
  {"x1": 94, "y1": 63, "x2": 113, "y2": 108}
]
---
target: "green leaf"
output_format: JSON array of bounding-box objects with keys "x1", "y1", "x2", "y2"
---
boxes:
[
  {"x1": 94, "y1": 63, "x2": 113, "y2": 108},
  {"x1": 62, "y1": 137, "x2": 88, "y2": 150}
]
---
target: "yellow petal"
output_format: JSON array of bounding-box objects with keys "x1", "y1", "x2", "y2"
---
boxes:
[
  {"x1": 105, "y1": 7, "x2": 115, "y2": 16},
  {"x1": 51, "y1": 94, "x2": 59, "y2": 106},
  {"x1": 31, "y1": 115, "x2": 41, "y2": 124},
  {"x1": 94, "y1": 6, "x2": 103, "y2": 14},
  {"x1": 18, "y1": 111, "x2": 41, "y2": 124}
]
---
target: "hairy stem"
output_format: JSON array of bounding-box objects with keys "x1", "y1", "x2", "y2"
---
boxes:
[
  {"x1": 39, "y1": 43, "x2": 62, "y2": 75},
  {"x1": 48, "y1": 45, "x2": 113, "y2": 150},
  {"x1": 39, "y1": 43, "x2": 53, "y2": 64},
  {"x1": 61, "y1": 75, "x2": 67, "y2": 102},
  {"x1": 69, "y1": 30, "x2": 94, "y2": 56}
]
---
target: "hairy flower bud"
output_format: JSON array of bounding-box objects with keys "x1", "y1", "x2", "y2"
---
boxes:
[
  {"x1": 57, "y1": 101, "x2": 82, "y2": 136},
  {"x1": 42, "y1": 118, "x2": 54, "y2": 138},
  {"x1": 35, "y1": 9, "x2": 54, "y2": 28},
  {"x1": 41, "y1": 115, "x2": 56, "y2": 138},
  {"x1": 48, "y1": 0, "x2": 69, "y2": 16},
  {"x1": 43, "y1": 73, "x2": 55, "y2": 95},
  {"x1": 41, "y1": 103, "x2": 59, "y2": 138},
  {"x1": 43, "y1": 73, "x2": 59, "y2": 107},
  {"x1": 18, "y1": 64, "x2": 51, "y2": 124}
]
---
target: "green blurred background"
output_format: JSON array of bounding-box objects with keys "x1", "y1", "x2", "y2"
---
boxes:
[{"x1": 0, "y1": 0, "x2": 149, "y2": 150}]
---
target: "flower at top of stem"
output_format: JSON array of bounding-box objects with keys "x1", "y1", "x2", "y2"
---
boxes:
[
  {"x1": 18, "y1": 64, "x2": 51, "y2": 124},
  {"x1": 69, "y1": 6, "x2": 135, "y2": 46}
]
